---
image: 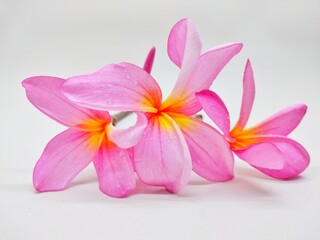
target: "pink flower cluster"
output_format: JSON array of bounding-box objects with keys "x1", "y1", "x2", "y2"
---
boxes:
[{"x1": 22, "y1": 19, "x2": 310, "y2": 198}]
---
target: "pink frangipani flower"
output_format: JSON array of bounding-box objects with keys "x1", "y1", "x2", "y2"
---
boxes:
[
  {"x1": 22, "y1": 50, "x2": 157, "y2": 198},
  {"x1": 62, "y1": 19, "x2": 243, "y2": 193},
  {"x1": 196, "y1": 60, "x2": 310, "y2": 179}
]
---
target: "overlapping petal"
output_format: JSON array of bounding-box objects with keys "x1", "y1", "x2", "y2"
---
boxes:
[
  {"x1": 163, "y1": 42, "x2": 243, "y2": 115},
  {"x1": 93, "y1": 145, "x2": 135, "y2": 198},
  {"x1": 134, "y1": 113, "x2": 192, "y2": 193},
  {"x1": 242, "y1": 104, "x2": 307, "y2": 136},
  {"x1": 233, "y1": 142, "x2": 284, "y2": 169},
  {"x1": 167, "y1": 18, "x2": 202, "y2": 68},
  {"x1": 22, "y1": 76, "x2": 100, "y2": 127},
  {"x1": 62, "y1": 63, "x2": 162, "y2": 113},
  {"x1": 196, "y1": 90, "x2": 231, "y2": 137},
  {"x1": 246, "y1": 136, "x2": 310, "y2": 179},
  {"x1": 108, "y1": 112, "x2": 148, "y2": 149},
  {"x1": 33, "y1": 129, "x2": 96, "y2": 192},
  {"x1": 198, "y1": 59, "x2": 309, "y2": 180},
  {"x1": 174, "y1": 114, "x2": 234, "y2": 181}
]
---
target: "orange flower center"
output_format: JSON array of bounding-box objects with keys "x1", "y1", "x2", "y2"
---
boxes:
[{"x1": 77, "y1": 117, "x2": 116, "y2": 150}]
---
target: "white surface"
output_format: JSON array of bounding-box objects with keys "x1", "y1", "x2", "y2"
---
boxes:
[{"x1": 0, "y1": 0, "x2": 319, "y2": 239}]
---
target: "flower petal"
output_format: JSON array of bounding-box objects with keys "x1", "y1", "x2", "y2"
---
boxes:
[
  {"x1": 162, "y1": 43, "x2": 243, "y2": 115},
  {"x1": 22, "y1": 76, "x2": 103, "y2": 127},
  {"x1": 196, "y1": 90, "x2": 231, "y2": 137},
  {"x1": 233, "y1": 142, "x2": 284, "y2": 169},
  {"x1": 108, "y1": 112, "x2": 148, "y2": 149},
  {"x1": 93, "y1": 146, "x2": 135, "y2": 198},
  {"x1": 231, "y1": 59, "x2": 255, "y2": 134},
  {"x1": 33, "y1": 129, "x2": 95, "y2": 192},
  {"x1": 160, "y1": 19, "x2": 201, "y2": 114},
  {"x1": 243, "y1": 104, "x2": 307, "y2": 136},
  {"x1": 62, "y1": 63, "x2": 162, "y2": 113},
  {"x1": 134, "y1": 113, "x2": 192, "y2": 193},
  {"x1": 174, "y1": 114, "x2": 234, "y2": 181},
  {"x1": 167, "y1": 18, "x2": 202, "y2": 68},
  {"x1": 143, "y1": 47, "x2": 156, "y2": 74},
  {"x1": 236, "y1": 136, "x2": 310, "y2": 179}
]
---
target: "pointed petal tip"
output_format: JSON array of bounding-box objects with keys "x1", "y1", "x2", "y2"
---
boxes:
[
  {"x1": 150, "y1": 46, "x2": 156, "y2": 53},
  {"x1": 143, "y1": 47, "x2": 157, "y2": 74},
  {"x1": 22, "y1": 76, "x2": 41, "y2": 89},
  {"x1": 230, "y1": 42, "x2": 243, "y2": 50},
  {"x1": 245, "y1": 59, "x2": 253, "y2": 72},
  {"x1": 212, "y1": 42, "x2": 243, "y2": 52},
  {"x1": 296, "y1": 103, "x2": 308, "y2": 113},
  {"x1": 21, "y1": 78, "x2": 29, "y2": 88},
  {"x1": 176, "y1": 17, "x2": 191, "y2": 25}
]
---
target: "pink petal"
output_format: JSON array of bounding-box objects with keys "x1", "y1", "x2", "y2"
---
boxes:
[
  {"x1": 196, "y1": 90, "x2": 231, "y2": 137},
  {"x1": 62, "y1": 63, "x2": 162, "y2": 113},
  {"x1": 174, "y1": 114, "x2": 234, "y2": 181},
  {"x1": 33, "y1": 129, "x2": 96, "y2": 192},
  {"x1": 160, "y1": 19, "x2": 201, "y2": 114},
  {"x1": 134, "y1": 114, "x2": 192, "y2": 193},
  {"x1": 22, "y1": 76, "x2": 105, "y2": 127},
  {"x1": 143, "y1": 47, "x2": 156, "y2": 74},
  {"x1": 162, "y1": 43, "x2": 243, "y2": 115},
  {"x1": 108, "y1": 112, "x2": 148, "y2": 149},
  {"x1": 233, "y1": 142, "x2": 284, "y2": 169},
  {"x1": 243, "y1": 104, "x2": 307, "y2": 136},
  {"x1": 93, "y1": 146, "x2": 135, "y2": 198},
  {"x1": 231, "y1": 60, "x2": 255, "y2": 133},
  {"x1": 167, "y1": 18, "x2": 202, "y2": 68},
  {"x1": 237, "y1": 136, "x2": 310, "y2": 179},
  {"x1": 191, "y1": 43, "x2": 243, "y2": 90}
]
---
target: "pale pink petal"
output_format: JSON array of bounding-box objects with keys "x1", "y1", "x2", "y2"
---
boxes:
[
  {"x1": 243, "y1": 104, "x2": 307, "y2": 136},
  {"x1": 62, "y1": 63, "x2": 162, "y2": 113},
  {"x1": 143, "y1": 47, "x2": 156, "y2": 74},
  {"x1": 167, "y1": 18, "x2": 202, "y2": 68},
  {"x1": 108, "y1": 112, "x2": 148, "y2": 149},
  {"x1": 237, "y1": 136, "x2": 310, "y2": 179},
  {"x1": 191, "y1": 43, "x2": 243, "y2": 90},
  {"x1": 234, "y1": 142, "x2": 284, "y2": 169},
  {"x1": 196, "y1": 90, "x2": 231, "y2": 137},
  {"x1": 160, "y1": 19, "x2": 201, "y2": 114},
  {"x1": 33, "y1": 129, "x2": 96, "y2": 192},
  {"x1": 231, "y1": 60, "x2": 255, "y2": 133},
  {"x1": 134, "y1": 113, "x2": 192, "y2": 193},
  {"x1": 93, "y1": 146, "x2": 135, "y2": 198},
  {"x1": 174, "y1": 114, "x2": 234, "y2": 181},
  {"x1": 22, "y1": 76, "x2": 104, "y2": 127},
  {"x1": 162, "y1": 43, "x2": 242, "y2": 115}
]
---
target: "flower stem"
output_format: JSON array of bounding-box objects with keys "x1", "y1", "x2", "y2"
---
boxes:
[
  {"x1": 112, "y1": 112, "x2": 132, "y2": 125},
  {"x1": 111, "y1": 112, "x2": 203, "y2": 125},
  {"x1": 194, "y1": 114, "x2": 203, "y2": 120}
]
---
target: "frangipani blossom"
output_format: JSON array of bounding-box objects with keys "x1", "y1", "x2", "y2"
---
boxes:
[
  {"x1": 62, "y1": 18, "x2": 242, "y2": 193},
  {"x1": 22, "y1": 50, "x2": 156, "y2": 198},
  {"x1": 196, "y1": 60, "x2": 310, "y2": 179}
]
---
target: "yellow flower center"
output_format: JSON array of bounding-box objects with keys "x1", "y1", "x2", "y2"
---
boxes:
[{"x1": 77, "y1": 117, "x2": 116, "y2": 150}]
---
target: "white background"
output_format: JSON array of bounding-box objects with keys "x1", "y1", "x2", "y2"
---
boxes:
[{"x1": 0, "y1": 0, "x2": 319, "y2": 239}]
